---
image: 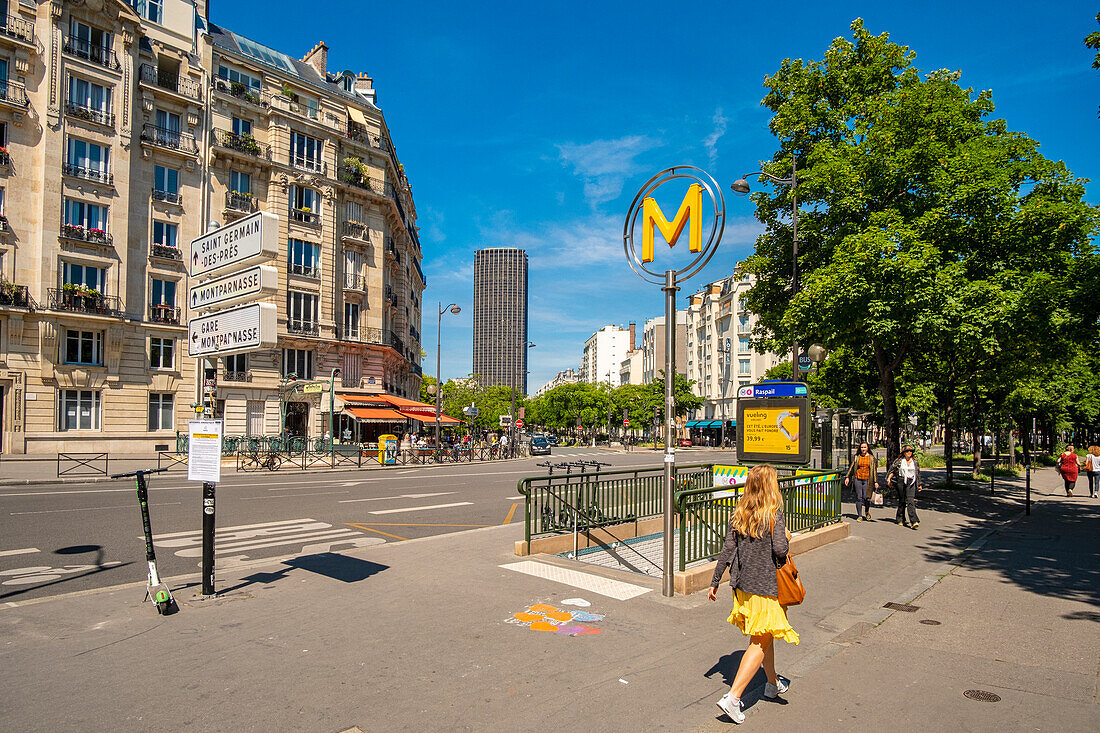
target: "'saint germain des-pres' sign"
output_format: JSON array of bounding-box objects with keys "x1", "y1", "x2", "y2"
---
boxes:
[{"x1": 189, "y1": 211, "x2": 278, "y2": 279}]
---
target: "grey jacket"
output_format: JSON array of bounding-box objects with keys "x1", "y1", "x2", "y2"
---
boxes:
[{"x1": 710, "y1": 509, "x2": 789, "y2": 598}]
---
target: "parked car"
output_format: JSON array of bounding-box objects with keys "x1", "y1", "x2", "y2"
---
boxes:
[
  {"x1": 530, "y1": 436, "x2": 552, "y2": 456},
  {"x1": 546, "y1": 435, "x2": 560, "y2": 446},
  {"x1": 678, "y1": 437, "x2": 694, "y2": 447}
]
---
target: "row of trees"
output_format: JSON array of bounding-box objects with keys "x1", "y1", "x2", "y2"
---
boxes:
[
  {"x1": 740, "y1": 19, "x2": 1100, "y2": 477},
  {"x1": 421, "y1": 373, "x2": 703, "y2": 437}
]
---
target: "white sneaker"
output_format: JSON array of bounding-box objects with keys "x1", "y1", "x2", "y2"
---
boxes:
[
  {"x1": 763, "y1": 675, "x2": 790, "y2": 699},
  {"x1": 716, "y1": 693, "x2": 745, "y2": 723}
]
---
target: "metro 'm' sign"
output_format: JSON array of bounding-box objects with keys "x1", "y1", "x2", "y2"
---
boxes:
[{"x1": 641, "y1": 183, "x2": 703, "y2": 263}]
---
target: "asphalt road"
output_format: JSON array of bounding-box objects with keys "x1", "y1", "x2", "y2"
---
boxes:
[{"x1": 0, "y1": 447, "x2": 734, "y2": 603}]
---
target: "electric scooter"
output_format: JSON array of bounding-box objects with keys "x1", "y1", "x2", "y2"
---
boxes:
[{"x1": 110, "y1": 467, "x2": 178, "y2": 615}]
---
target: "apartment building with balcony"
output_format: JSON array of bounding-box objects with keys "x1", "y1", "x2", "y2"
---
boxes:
[
  {"x1": 639, "y1": 312, "x2": 687, "y2": 385},
  {"x1": 683, "y1": 274, "x2": 782, "y2": 441},
  {"x1": 0, "y1": 1, "x2": 425, "y2": 453}
]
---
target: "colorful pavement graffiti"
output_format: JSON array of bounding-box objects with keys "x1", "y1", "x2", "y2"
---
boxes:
[{"x1": 509, "y1": 601, "x2": 604, "y2": 636}]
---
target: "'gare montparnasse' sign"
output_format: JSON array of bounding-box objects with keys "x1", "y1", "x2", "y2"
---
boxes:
[
  {"x1": 189, "y1": 211, "x2": 278, "y2": 279},
  {"x1": 189, "y1": 265, "x2": 278, "y2": 312},
  {"x1": 188, "y1": 302, "x2": 278, "y2": 357}
]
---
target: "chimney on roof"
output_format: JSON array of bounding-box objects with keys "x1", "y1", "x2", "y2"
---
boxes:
[
  {"x1": 628, "y1": 322, "x2": 636, "y2": 352},
  {"x1": 355, "y1": 72, "x2": 376, "y2": 104},
  {"x1": 302, "y1": 41, "x2": 328, "y2": 76}
]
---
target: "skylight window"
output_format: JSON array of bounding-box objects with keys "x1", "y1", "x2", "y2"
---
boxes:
[{"x1": 233, "y1": 33, "x2": 295, "y2": 73}]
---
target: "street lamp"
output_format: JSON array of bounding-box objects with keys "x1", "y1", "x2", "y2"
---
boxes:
[
  {"x1": 510, "y1": 342, "x2": 535, "y2": 456},
  {"x1": 732, "y1": 160, "x2": 799, "y2": 381},
  {"x1": 435, "y1": 302, "x2": 461, "y2": 452},
  {"x1": 329, "y1": 367, "x2": 341, "y2": 465}
]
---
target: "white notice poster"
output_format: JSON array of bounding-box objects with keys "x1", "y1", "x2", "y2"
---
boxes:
[{"x1": 188, "y1": 419, "x2": 223, "y2": 483}]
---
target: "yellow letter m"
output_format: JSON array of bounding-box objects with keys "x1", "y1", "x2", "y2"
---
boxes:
[{"x1": 641, "y1": 183, "x2": 703, "y2": 263}]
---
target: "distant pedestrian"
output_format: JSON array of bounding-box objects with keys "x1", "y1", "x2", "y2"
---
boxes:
[
  {"x1": 843, "y1": 442, "x2": 879, "y2": 521},
  {"x1": 885, "y1": 444, "x2": 922, "y2": 529},
  {"x1": 1083, "y1": 445, "x2": 1100, "y2": 499},
  {"x1": 1056, "y1": 445, "x2": 1080, "y2": 496},
  {"x1": 708, "y1": 464, "x2": 798, "y2": 724}
]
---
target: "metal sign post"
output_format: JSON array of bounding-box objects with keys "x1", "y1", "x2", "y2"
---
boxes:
[{"x1": 624, "y1": 166, "x2": 725, "y2": 597}]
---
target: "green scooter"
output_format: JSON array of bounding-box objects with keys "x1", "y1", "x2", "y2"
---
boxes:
[{"x1": 110, "y1": 467, "x2": 177, "y2": 615}]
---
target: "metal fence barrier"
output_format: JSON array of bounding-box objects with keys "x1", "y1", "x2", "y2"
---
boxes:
[
  {"x1": 57, "y1": 452, "x2": 109, "y2": 477},
  {"x1": 674, "y1": 470, "x2": 842, "y2": 571},
  {"x1": 518, "y1": 463, "x2": 714, "y2": 544}
]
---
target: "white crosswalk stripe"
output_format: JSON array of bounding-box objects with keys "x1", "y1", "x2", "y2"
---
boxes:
[{"x1": 147, "y1": 518, "x2": 380, "y2": 559}]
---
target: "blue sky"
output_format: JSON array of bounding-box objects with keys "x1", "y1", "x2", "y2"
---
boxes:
[{"x1": 212, "y1": 1, "x2": 1100, "y2": 391}]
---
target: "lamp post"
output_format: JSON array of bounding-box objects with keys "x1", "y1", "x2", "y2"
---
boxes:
[
  {"x1": 329, "y1": 367, "x2": 340, "y2": 465},
  {"x1": 435, "y1": 302, "x2": 461, "y2": 452},
  {"x1": 509, "y1": 342, "x2": 535, "y2": 457},
  {"x1": 731, "y1": 159, "x2": 799, "y2": 380}
]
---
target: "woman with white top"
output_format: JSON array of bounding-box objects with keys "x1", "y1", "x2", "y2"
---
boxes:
[
  {"x1": 886, "y1": 444, "x2": 922, "y2": 529},
  {"x1": 1084, "y1": 445, "x2": 1100, "y2": 499}
]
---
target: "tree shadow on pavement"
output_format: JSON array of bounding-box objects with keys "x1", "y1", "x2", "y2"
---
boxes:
[{"x1": 217, "y1": 552, "x2": 389, "y2": 594}]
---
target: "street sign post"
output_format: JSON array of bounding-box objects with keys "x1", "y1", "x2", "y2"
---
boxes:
[
  {"x1": 189, "y1": 211, "x2": 278, "y2": 279},
  {"x1": 189, "y1": 264, "x2": 278, "y2": 312},
  {"x1": 188, "y1": 302, "x2": 277, "y2": 358}
]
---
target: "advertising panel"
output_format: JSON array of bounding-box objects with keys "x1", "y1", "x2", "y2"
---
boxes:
[{"x1": 736, "y1": 397, "x2": 811, "y2": 464}]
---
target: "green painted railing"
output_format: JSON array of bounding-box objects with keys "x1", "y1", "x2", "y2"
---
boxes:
[
  {"x1": 517, "y1": 463, "x2": 713, "y2": 543},
  {"x1": 674, "y1": 471, "x2": 842, "y2": 571}
]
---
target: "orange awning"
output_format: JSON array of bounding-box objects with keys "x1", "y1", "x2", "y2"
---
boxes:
[
  {"x1": 344, "y1": 406, "x2": 407, "y2": 423},
  {"x1": 399, "y1": 410, "x2": 462, "y2": 425}
]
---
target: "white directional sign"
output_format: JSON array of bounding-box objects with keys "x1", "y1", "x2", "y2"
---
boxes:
[
  {"x1": 189, "y1": 265, "x2": 278, "y2": 312},
  {"x1": 188, "y1": 302, "x2": 277, "y2": 358},
  {"x1": 189, "y1": 211, "x2": 278, "y2": 279}
]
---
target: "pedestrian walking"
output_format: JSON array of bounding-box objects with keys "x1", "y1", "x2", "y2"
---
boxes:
[
  {"x1": 708, "y1": 464, "x2": 798, "y2": 724},
  {"x1": 1056, "y1": 444, "x2": 1080, "y2": 496},
  {"x1": 1083, "y1": 445, "x2": 1100, "y2": 498},
  {"x1": 885, "y1": 444, "x2": 922, "y2": 529},
  {"x1": 843, "y1": 442, "x2": 879, "y2": 521}
]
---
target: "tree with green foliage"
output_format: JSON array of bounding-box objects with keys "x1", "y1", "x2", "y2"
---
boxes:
[
  {"x1": 1087, "y1": 12, "x2": 1100, "y2": 116},
  {"x1": 741, "y1": 19, "x2": 1099, "y2": 465}
]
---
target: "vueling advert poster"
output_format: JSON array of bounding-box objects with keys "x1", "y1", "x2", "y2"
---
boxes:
[
  {"x1": 736, "y1": 396, "x2": 811, "y2": 464},
  {"x1": 743, "y1": 407, "x2": 801, "y2": 456}
]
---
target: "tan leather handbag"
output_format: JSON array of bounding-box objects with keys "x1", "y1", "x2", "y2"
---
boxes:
[{"x1": 776, "y1": 555, "x2": 805, "y2": 607}]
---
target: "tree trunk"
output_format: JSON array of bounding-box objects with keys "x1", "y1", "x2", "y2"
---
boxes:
[
  {"x1": 874, "y1": 342, "x2": 906, "y2": 467},
  {"x1": 943, "y1": 358, "x2": 956, "y2": 483}
]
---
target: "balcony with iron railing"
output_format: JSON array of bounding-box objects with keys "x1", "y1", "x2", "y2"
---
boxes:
[
  {"x1": 225, "y1": 190, "x2": 257, "y2": 213},
  {"x1": 340, "y1": 326, "x2": 361, "y2": 341},
  {"x1": 150, "y1": 242, "x2": 183, "y2": 261},
  {"x1": 286, "y1": 319, "x2": 320, "y2": 336},
  {"x1": 59, "y1": 223, "x2": 112, "y2": 246},
  {"x1": 0, "y1": 215, "x2": 8, "y2": 231},
  {"x1": 48, "y1": 287, "x2": 124, "y2": 316},
  {"x1": 62, "y1": 162, "x2": 113, "y2": 185},
  {"x1": 65, "y1": 101, "x2": 115, "y2": 127},
  {"x1": 215, "y1": 129, "x2": 270, "y2": 159},
  {"x1": 409, "y1": 325, "x2": 420, "y2": 343},
  {"x1": 0, "y1": 148, "x2": 10, "y2": 170},
  {"x1": 289, "y1": 208, "x2": 320, "y2": 226},
  {"x1": 0, "y1": 79, "x2": 28, "y2": 108},
  {"x1": 288, "y1": 262, "x2": 320, "y2": 279},
  {"x1": 0, "y1": 15, "x2": 33, "y2": 44},
  {"x1": 140, "y1": 124, "x2": 198, "y2": 154},
  {"x1": 139, "y1": 64, "x2": 201, "y2": 101},
  {"x1": 149, "y1": 303, "x2": 181, "y2": 324},
  {"x1": 211, "y1": 78, "x2": 268, "y2": 107},
  {"x1": 62, "y1": 36, "x2": 119, "y2": 69},
  {"x1": 291, "y1": 155, "x2": 326, "y2": 175},
  {"x1": 152, "y1": 188, "x2": 182, "y2": 204},
  {"x1": 342, "y1": 220, "x2": 368, "y2": 241},
  {"x1": 0, "y1": 280, "x2": 36, "y2": 310},
  {"x1": 222, "y1": 370, "x2": 253, "y2": 382},
  {"x1": 410, "y1": 363, "x2": 423, "y2": 377},
  {"x1": 269, "y1": 93, "x2": 321, "y2": 122},
  {"x1": 384, "y1": 285, "x2": 396, "y2": 307},
  {"x1": 387, "y1": 330, "x2": 404, "y2": 354},
  {"x1": 344, "y1": 274, "x2": 367, "y2": 291},
  {"x1": 384, "y1": 237, "x2": 398, "y2": 258}
]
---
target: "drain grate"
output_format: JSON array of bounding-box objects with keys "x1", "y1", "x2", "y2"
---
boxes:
[
  {"x1": 883, "y1": 602, "x2": 920, "y2": 612},
  {"x1": 919, "y1": 619, "x2": 941, "y2": 625},
  {"x1": 963, "y1": 690, "x2": 1001, "y2": 703}
]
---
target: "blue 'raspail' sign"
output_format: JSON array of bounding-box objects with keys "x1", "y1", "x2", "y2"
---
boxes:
[{"x1": 737, "y1": 382, "x2": 808, "y2": 399}]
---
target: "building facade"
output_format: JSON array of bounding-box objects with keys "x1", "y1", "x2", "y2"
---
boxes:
[
  {"x1": 472, "y1": 247, "x2": 527, "y2": 394},
  {"x1": 533, "y1": 367, "x2": 579, "y2": 396},
  {"x1": 0, "y1": 1, "x2": 424, "y2": 453},
  {"x1": 619, "y1": 349, "x2": 643, "y2": 386},
  {"x1": 580, "y1": 324, "x2": 632, "y2": 388},
  {"x1": 640, "y1": 311, "x2": 687, "y2": 385},
  {"x1": 684, "y1": 274, "x2": 781, "y2": 440}
]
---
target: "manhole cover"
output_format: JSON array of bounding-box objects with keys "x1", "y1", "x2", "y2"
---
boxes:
[
  {"x1": 883, "y1": 602, "x2": 920, "y2": 612},
  {"x1": 919, "y1": 619, "x2": 941, "y2": 625},
  {"x1": 963, "y1": 690, "x2": 1001, "y2": 703}
]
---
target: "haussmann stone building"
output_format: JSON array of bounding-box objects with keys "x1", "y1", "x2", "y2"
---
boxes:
[{"x1": 0, "y1": 0, "x2": 425, "y2": 454}]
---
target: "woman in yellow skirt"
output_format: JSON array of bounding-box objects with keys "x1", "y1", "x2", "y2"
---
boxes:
[{"x1": 708, "y1": 464, "x2": 798, "y2": 724}]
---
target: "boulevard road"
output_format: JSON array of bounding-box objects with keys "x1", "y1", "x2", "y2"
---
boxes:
[{"x1": 0, "y1": 448, "x2": 731, "y2": 603}]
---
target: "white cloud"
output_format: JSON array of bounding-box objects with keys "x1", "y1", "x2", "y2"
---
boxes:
[
  {"x1": 557, "y1": 135, "x2": 662, "y2": 209},
  {"x1": 704, "y1": 107, "x2": 728, "y2": 168}
]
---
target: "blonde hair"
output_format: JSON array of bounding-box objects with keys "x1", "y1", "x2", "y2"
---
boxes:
[
  {"x1": 732, "y1": 465, "x2": 783, "y2": 539},
  {"x1": 1089, "y1": 445, "x2": 1100, "y2": 457}
]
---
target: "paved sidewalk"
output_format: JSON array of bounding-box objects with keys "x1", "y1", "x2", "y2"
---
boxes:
[{"x1": 1, "y1": 466, "x2": 1089, "y2": 732}]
